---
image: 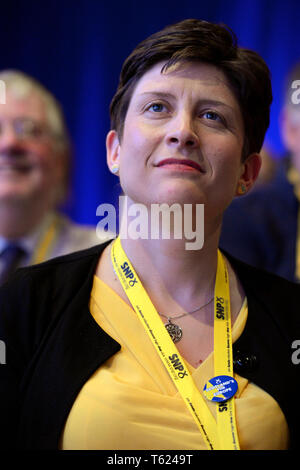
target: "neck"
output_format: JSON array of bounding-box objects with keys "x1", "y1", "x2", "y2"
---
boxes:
[
  {"x1": 119, "y1": 226, "x2": 220, "y2": 311},
  {"x1": 117, "y1": 195, "x2": 223, "y2": 310}
]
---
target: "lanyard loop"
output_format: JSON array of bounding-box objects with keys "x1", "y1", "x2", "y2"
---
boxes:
[
  {"x1": 30, "y1": 216, "x2": 60, "y2": 265},
  {"x1": 111, "y1": 237, "x2": 240, "y2": 450}
]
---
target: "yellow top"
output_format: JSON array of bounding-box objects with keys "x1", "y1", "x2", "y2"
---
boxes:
[{"x1": 60, "y1": 276, "x2": 289, "y2": 450}]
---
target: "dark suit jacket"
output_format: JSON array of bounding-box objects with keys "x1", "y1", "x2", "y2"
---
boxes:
[
  {"x1": 220, "y1": 157, "x2": 298, "y2": 282},
  {"x1": 0, "y1": 241, "x2": 299, "y2": 450}
]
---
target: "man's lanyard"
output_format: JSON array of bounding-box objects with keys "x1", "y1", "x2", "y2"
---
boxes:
[
  {"x1": 30, "y1": 216, "x2": 60, "y2": 265},
  {"x1": 287, "y1": 166, "x2": 300, "y2": 281},
  {"x1": 111, "y1": 237, "x2": 240, "y2": 450}
]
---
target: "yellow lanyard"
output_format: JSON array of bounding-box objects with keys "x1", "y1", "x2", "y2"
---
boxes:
[
  {"x1": 287, "y1": 166, "x2": 300, "y2": 281},
  {"x1": 214, "y1": 250, "x2": 239, "y2": 449},
  {"x1": 111, "y1": 237, "x2": 240, "y2": 450},
  {"x1": 30, "y1": 216, "x2": 60, "y2": 265},
  {"x1": 296, "y1": 208, "x2": 300, "y2": 281}
]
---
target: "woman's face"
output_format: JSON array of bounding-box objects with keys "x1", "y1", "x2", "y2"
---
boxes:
[{"x1": 107, "y1": 61, "x2": 260, "y2": 222}]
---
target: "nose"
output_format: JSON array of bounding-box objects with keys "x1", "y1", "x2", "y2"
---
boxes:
[
  {"x1": 165, "y1": 111, "x2": 199, "y2": 150},
  {"x1": 0, "y1": 122, "x2": 22, "y2": 150}
]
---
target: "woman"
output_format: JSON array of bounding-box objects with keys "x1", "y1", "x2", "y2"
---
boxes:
[{"x1": 0, "y1": 19, "x2": 299, "y2": 451}]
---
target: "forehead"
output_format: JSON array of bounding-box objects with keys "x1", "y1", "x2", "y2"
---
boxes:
[
  {"x1": 0, "y1": 89, "x2": 47, "y2": 122},
  {"x1": 130, "y1": 61, "x2": 238, "y2": 104}
]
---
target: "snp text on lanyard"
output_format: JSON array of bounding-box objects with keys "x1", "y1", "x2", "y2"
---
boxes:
[{"x1": 111, "y1": 236, "x2": 240, "y2": 450}]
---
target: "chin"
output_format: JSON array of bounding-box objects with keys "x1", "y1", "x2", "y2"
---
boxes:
[
  {"x1": 122, "y1": 180, "x2": 206, "y2": 207},
  {"x1": 153, "y1": 188, "x2": 206, "y2": 206},
  {"x1": 0, "y1": 186, "x2": 40, "y2": 204}
]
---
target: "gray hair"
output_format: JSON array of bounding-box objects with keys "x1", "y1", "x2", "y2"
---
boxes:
[{"x1": 0, "y1": 69, "x2": 71, "y2": 151}]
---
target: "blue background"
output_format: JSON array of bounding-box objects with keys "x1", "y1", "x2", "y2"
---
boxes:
[{"x1": 1, "y1": 0, "x2": 299, "y2": 225}]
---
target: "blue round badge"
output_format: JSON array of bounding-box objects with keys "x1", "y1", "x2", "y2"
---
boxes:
[{"x1": 203, "y1": 375, "x2": 238, "y2": 402}]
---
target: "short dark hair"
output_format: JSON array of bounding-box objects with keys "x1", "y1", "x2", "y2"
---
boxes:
[{"x1": 109, "y1": 19, "x2": 272, "y2": 161}]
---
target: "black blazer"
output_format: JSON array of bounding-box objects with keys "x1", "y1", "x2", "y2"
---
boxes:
[
  {"x1": 220, "y1": 157, "x2": 298, "y2": 283},
  {"x1": 0, "y1": 241, "x2": 299, "y2": 450}
]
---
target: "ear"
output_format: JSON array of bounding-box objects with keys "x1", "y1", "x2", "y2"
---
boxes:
[
  {"x1": 106, "y1": 130, "x2": 120, "y2": 173},
  {"x1": 235, "y1": 153, "x2": 262, "y2": 196}
]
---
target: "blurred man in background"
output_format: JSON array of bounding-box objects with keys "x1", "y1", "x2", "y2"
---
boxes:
[
  {"x1": 0, "y1": 70, "x2": 108, "y2": 285},
  {"x1": 220, "y1": 62, "x2": 300, "y2": 283}
]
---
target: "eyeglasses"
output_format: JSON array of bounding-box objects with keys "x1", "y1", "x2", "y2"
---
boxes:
[{"x1": 0, "y1": 118, "x2": 51, "y2": 140}]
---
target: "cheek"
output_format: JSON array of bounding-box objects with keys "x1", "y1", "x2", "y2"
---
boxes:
[
  {"x1": 27, "y1": 142, "x2": 52, "y2": 165},
  {"x1": 30, "y1": 145, "x2": 63, "y2": 183},
  {"x1": 213, "y1": 140, "x2": 242, "y2": 169},
  {"x1": 291, "y1": 128, "x2": 300, "y2": 148},
  {"x1": 121, "y1": 120, "x2": 161, "y2": 157},
  {"x1": 208, "y1": 145, "x2": 243, "y2": 197}
]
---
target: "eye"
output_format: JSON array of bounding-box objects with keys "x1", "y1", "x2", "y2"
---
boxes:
[
  {"x1": 145, "y1": 102, "x2": 168, "y2": 113},
  {"x1": 202, "y1": 111, "x2": 222, "y2": 122}
]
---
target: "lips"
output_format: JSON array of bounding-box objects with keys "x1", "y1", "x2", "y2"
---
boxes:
[
  {"x1": 156, "y1": 158, "x2": 204, "y2": 172},
  {"x1": 0, "y1": 161, "x2": 34, "y2": 174}
]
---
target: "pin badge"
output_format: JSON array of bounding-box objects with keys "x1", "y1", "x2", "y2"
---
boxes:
[{"x1": 203, "y1": 375, "x2": 238, "y2": 402}]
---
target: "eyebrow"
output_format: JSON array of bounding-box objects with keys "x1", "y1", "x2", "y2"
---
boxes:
[{"x1": 138, "y1": 91, "x2": 175, "y2": 100}]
